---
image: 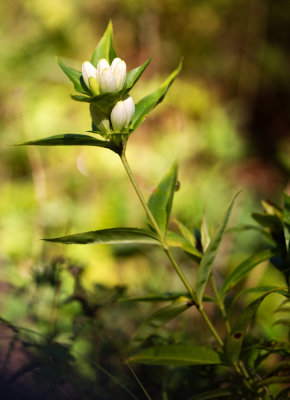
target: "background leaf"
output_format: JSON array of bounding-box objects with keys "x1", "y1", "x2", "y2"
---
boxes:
[
  {"x1": 90, "y1": 21, "x2": 117, "y2": 66},
  {"x1": 130, "y1": 61, "x2": 182, "y2": 131},
  {"x1": 195, "y1": 194, "x2": 239, "y2": 303},
  {"x1": 147, "y1": 162, "x2": 178, "y2": 235},
  {"x1": 18, "y1": 134, "x2": 120, "y2": 153},
  {"x1": 283, "y1": 192, "x2": 290, "y2": 241},
  {"x1": 129, "y1": 298, "x2": 194, "y2": 349},
  {"x1": 127, "y1": 345, "x2": 223, "y2": 366},
  {"x1": 220, "y1": 249, "x2": 277, "y2": 299},
  {"x1": 166, "y1": 231, "x2": 202, "y2": 262},
  {"x1": 43, "y1": 227, "x2": 160, "y2": 245},
  {"x1": 226, "y1": 288, "x2": 286, "y2": 364}
]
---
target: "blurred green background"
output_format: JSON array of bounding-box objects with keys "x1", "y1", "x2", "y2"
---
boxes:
[{"x1": 1, "y1": 0, "x2": 289, "y2": 322}]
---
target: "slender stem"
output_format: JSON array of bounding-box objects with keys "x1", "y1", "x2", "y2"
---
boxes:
[
  {"x1": 120, "y1": 153, "x2": 165, "y2": 242},
  {"x1": 210, "y1": 274, "x2": 231, "y2": 334},
  {"x1": 120, "y1": 152, "x2": 225, "y2": 348},
  {"x1": 199, "y1": 305, "x2": 224, "y2": 347}
]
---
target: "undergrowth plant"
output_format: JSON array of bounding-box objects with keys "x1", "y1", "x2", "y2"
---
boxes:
[{"x1": 5, "y1": 22, "x2": 290, "y2": 399}]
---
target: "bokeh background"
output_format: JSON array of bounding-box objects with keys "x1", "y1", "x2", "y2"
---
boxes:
[{"x1": 1, "y1": 0, "x2": 290, "y2": 362}]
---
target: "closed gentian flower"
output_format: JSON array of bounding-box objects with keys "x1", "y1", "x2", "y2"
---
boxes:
[
  {"x1": 110, "y1": 96, "x2": 135, "y2": 132},
  {"x1": 110, "y1": 101, "x2": 128, "y2": 132},
  {"x1": 111, "y1": 58, "x2": 127, "y2": 91},
  {"x1": 96, "y1": 58, "x2": 110, "y2": 83},
  {"x1": 90, "y1": 104, "x2": 110, "y2": 134}
]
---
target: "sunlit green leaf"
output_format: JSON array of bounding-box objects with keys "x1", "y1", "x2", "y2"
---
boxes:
[
  {"x1": 130, "y1": 60, "x2": 182, "y2": 131},
  {"x1": 201, "y1": 214, "x2": 211, "y2": 252},
  {"x1": 44, "y1": 228, "x2": 160, "y2": 245},
  {"x1": 125, "y1": 58, "x2": 151, "y2": 91},
  {"x1": 57, "y1": 57, "x2": 89, "y2": 95},
  {"x1": 127, "y1": 345, "x2": 223, "y2": 366},
  {"x1": 220, "y1": 249, "x2": 277, "y2": 299},
  {"x1": 91, "y1": 21, "x2": 117, "y2": 66},
  {"x1": 226, "y1": 288, "x2": 286, "y2": 364},
  {"x1": 188, "y1": 388, "x2": 234, "y2": 400},
  {"x1": 167, "y1": 231, "x2": 202, "y2": 262},
  {"x1": 148, "y1": 162, "x2": 178, "y2": 235},
  {"x1": 228, "y1": 286, "x2": 288, "y2": 318},
  {"x1": 195, "y1": 194, "x2": 239, "y2": 303},
  {"x1": 174, "y1": 219, "x2": 196, "y2": 246},
  {"x1": 17, "y1": 134, "x2": 120, "y2": 153},
  {"x1": 130, "y1": 298, "x2": 194, "y2": 349}
]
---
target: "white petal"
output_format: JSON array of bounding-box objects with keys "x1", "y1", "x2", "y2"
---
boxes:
[
  {"x1": 82, "y1": 61, "x2": 97, "y2": 89},
  {"x1": 96, "y1": 58, "x2": 110, "y2": 83},
  {"x1": 111, "y1": 59, "x2": 126, "y2": 91},
  {"x1": 110, "y1": 101, "x2": 127, "y2": 132},
  {"x1": 90, "y1": 104, "x2": 110, "y2": 134},
  {"x1": 99, "y1": 68, "x2": 116, "y2": 93},
  {"x1": 123, "y1": 96, "x2": 135, "y2": 125}
]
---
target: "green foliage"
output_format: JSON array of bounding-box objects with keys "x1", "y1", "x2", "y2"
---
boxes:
[
  {"x1": 127, "y1": 345, "x2": 223, "y2": 366},
  {"x1": 195, "y1": 193, "x2": 239, "y2": 303},
  {"x1": 44, "y1": 227, "x2": 160, "y2": 245},
  {"x1": 147, "y1": 162, "x2": 178, "y2": 235}
]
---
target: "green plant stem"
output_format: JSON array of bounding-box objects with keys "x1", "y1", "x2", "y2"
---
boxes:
[
  {"x1": 120, "y1": 152, "x2": 224, "y2": 348},
  {"x1": 210, "y1": 274, "x2": 231, "y2": 334}
]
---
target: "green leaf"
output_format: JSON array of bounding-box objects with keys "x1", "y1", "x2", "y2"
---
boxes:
[
  {"x1": 125, "y1": 58, "x2": 151, "y2": 91},
  {"x1": 167, "y1": 231, "x2": 202, "y2": 262},
  {"x1": 130, "y1": 298, "x2": 194, "y2": 349},
  {"x1": 195, "y1": 194, "x2": 239, "y2": 304},
  {"x1": 220, "y1": 248, "x2": 277, "y2": 299},
  {"x1": 17, "y1": 134, "x2": 121, "y2": 153},
  {"x1": 226, "y1": 288, "x2": 286, "y2": 364},
  {"x1": 147, "y1": 162, "x2": 178, "y2": 235},
  {"x1": 228, "y1": 286, "x2": 288, "y2": 318},
  {"x1": 283, "y1": 192, "x2": 290, "y2": 241},
  {"x1": 130, "y1": 60, "x2": 182, "y2": 131},
  {"x1": 90, "y1": 21, "x2": 117, "y2": 66},
  {"x1": 174, "y1": 219, "x2": 196, "y2": 246},
  {"x1": 120, "y1": 293, "x2": 215, "y2": 303},
  {"x1": 127, "y1": 345, "x2": 223, "y2": 366},
  {"x1": 57, "y1": 57, "x2": 89, "y2": 95},
  {"x1": 43, "y1": 227, "x2": 160, "y2": 245},
  {"x1": 252, "y1": 212, "x2": 284, "y2": 233},
  {"x1": 188, "y1": 388, "x2": 234, "y2": 400}
]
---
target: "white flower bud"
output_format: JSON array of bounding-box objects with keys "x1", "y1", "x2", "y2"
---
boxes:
[
  {"x1": 111, "y1": 58, "x2": 126, "y2": 91},
  {"x1": 82, "y1": 61, "x2": 97, "y2": 89},
  {"x1": 123, "y1": 95, "x2": 135, "y2": 126},
  {"x1": 98, "y1": 68, "x2": 116, "y2": 94},
  {"x1": 90, "y1": 104, "x2": 110, "y2": 134},
  {"x1": 110, "y1": 101, "x2": 128, "y2": 132},
  {"x1": 96, "y1": 58, "x2": 110, "y2": 83}
]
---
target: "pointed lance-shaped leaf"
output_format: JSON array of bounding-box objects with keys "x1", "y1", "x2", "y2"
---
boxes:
[
  {"x1": 195, "y1": 193, "x2": 240, "y2": 304},
  {"x1": 126, "y1": 344, "x2": 223, "y2": 366},
  {"x1": 130, "y1": 60, "x2": 182, "y2": 131},
  {"x1": 125, "y1": 58, "x2": 151, "y2": 91},
  {"x1": 129, "y1": 298, "x2": 193, "y2": 350},
  {"x1": 17, "y1": 134, "x2": 120, "y2": 153},
  {"x1": 226, "y1": 288, "x2": 286, "y2": 364},
  {"x1": 220, "y1": 248, "x2": 278, "y2": 299},
  {"x1": 57, "y1": 57, "x2": 90, "y2": 95},
  {"x1": 91, "y1": 21, "x2": 117, "y2": 66},
  {"x1": 43, "y1": 227, "x2": 160, "y2": 245},
  {"x1": 147, "y1": 162, "x2": 178, "y2": 235}
]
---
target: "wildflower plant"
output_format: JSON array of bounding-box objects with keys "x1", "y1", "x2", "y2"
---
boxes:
[{"x1": 20, "y1": 22, "x2": 290, "y2": 399}]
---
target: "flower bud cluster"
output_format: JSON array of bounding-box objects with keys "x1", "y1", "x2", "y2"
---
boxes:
[
  {"x1": 84, "y1": 58, "x2": 135, "y2": 134},
  {"x1": 90, "y1": 95, "x2": 135, "y2": 134},
  {"x1": 82, "y1": 58, "x2": 126, "y2": 95}
]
